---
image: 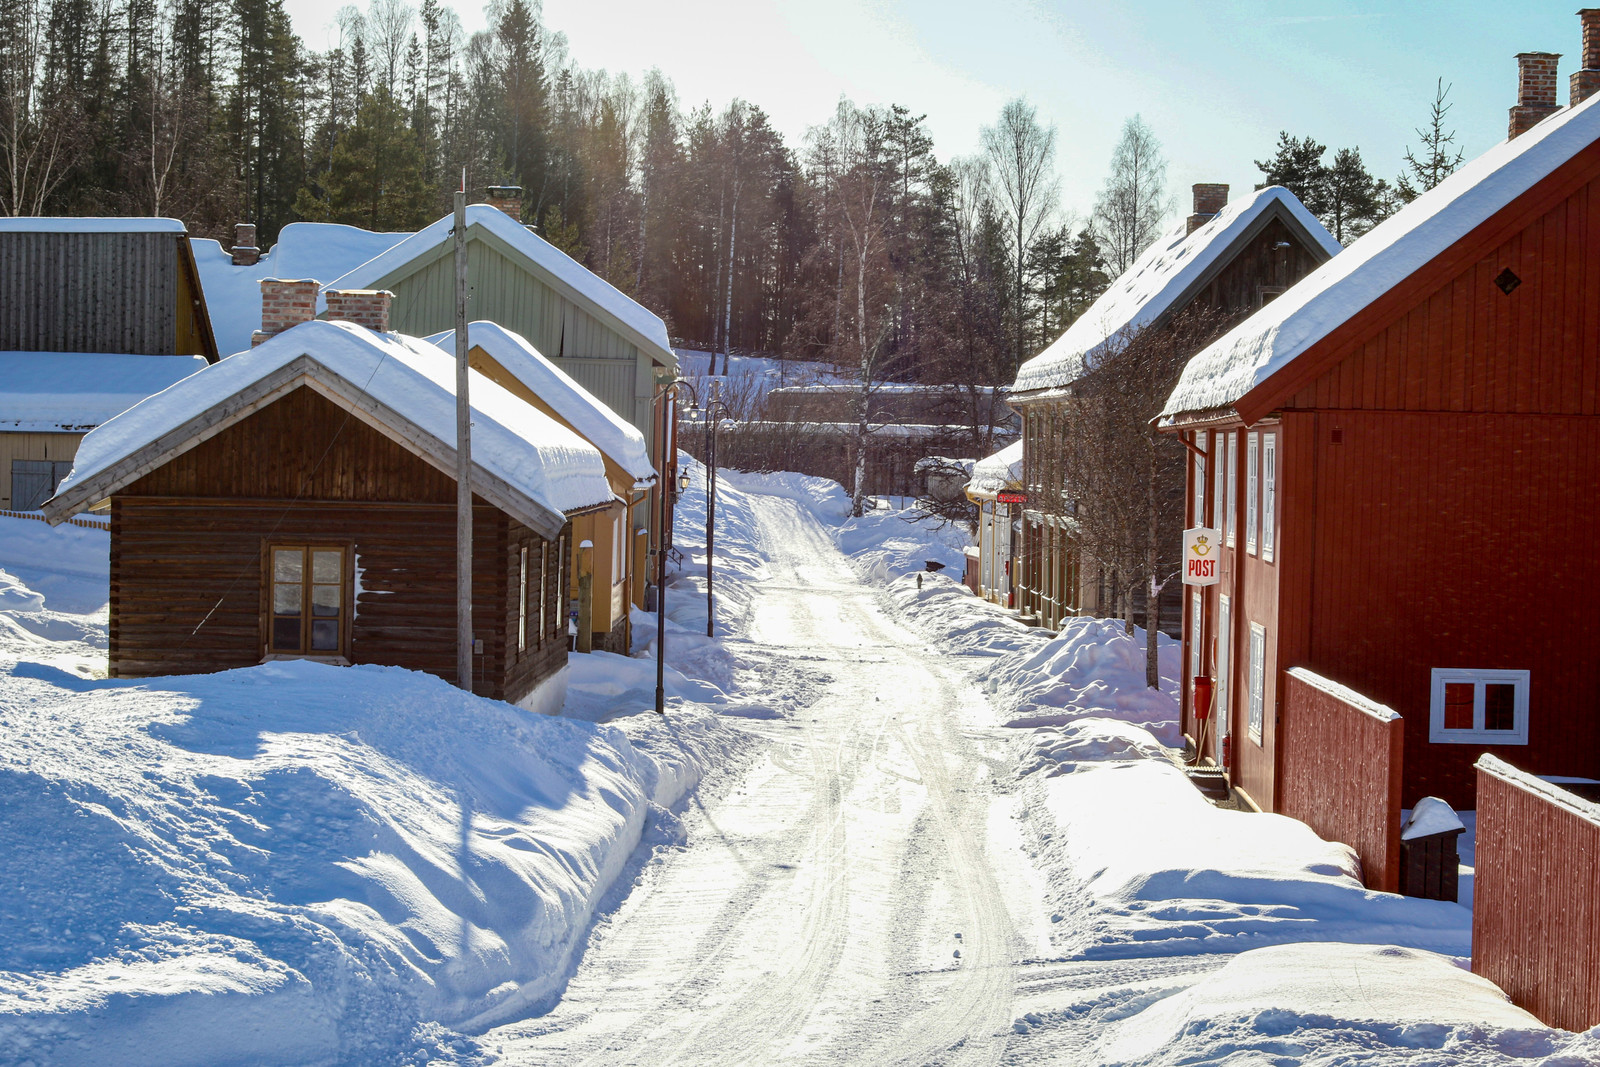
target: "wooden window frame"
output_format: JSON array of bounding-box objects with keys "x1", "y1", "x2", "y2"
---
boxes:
[
  {"x1": 1224, "y1": 433, "x2": 1237, "y2": 548},
  {"x1": 262, "y1": 542, "x2": 352, "y2": 662},
  {"x1": 1217, "y1": 594, "x2": 1232, "y2": 725},
  {"x1": 518, "y1": 545, "x2": 529, "y2": 654},
  {"x1": 1429, "y1": 668, "x2": 1530, "y2": 745},
  {"x1": 1213, "y1": 433, "x2": 1226, "y2": 545},
  {"x1": 1245, "y1": 432, "x2": 1259, "y2": 556},
  {"x1": 539, "y1": 542, "x2": 549, "y2": 647},
  {"x1": 1248, "y1": 622, "x2": 1266, "y2": 744},
  {"x1": 1193, "y1": 433, "x2": 1207, "y2": 528}
]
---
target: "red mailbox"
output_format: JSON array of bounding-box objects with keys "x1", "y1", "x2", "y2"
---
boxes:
[{"x1": 1192, "y1": 675, "x2": 1213, "y2": 721}]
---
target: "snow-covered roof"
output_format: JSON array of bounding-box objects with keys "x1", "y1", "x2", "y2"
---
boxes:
[
  {"x1": 46, "y1": 321, "x2": 611, "y2": 540},
  {"x1": 1164, "y1": 92, "x2": 1600, "y2": 422},
  {"x1": 427, "y1": 321, "x2": 655, "y2": 483},
  {"x1": 0, "y1": 353, "x2": 208, "y2": 432},
  {"x1": 0, "y1": 217, "x2": 187, "y2": 234},
  {"x1": 192, "y1": 222, "x2": 412, "y2": 355},
  {"x1": 966, "y1": 440, "x2": 1024, "y2": 500},
  {"x1": 1012, "y1": 187, "x2": 1338, "y2": 396},
  {"x1": 325, "y1": 205, "x2": 675, "y2": 366}
]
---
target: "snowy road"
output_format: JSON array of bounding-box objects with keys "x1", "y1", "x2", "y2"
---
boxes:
[{"x1": 490, "y1": 494, "x2": 1059, "y2": 1064}]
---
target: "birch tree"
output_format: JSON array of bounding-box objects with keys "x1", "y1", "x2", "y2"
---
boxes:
[{"x1": 981, "y1": 97, "x2": 1057, "y2": 378}]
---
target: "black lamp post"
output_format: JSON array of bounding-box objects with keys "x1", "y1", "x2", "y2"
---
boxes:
[
  {"x1": 701, "y1": 381, "x2": 733, "y2": 639},
  {"x1": 652, "y1": 379, "x2": 692, "y2": 715}
]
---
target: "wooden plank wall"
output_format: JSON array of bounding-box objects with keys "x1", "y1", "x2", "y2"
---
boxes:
[
  {"x1": 112, "y1": 384, "x2": 567, "y2": 703},
  {"x1": 0, "y1": 432, "x2": 83, "y2": 510},
  {"x1": 1473, "y1": 756, "x2": 1600, "y2": 1032},
  {"x1": 0, "y1": 232, "x2": 178, "y2": 354},
  {"x1": 1278, "y1": 667, "x2": 1404, "y2": 893},
  {"x1": 1303, "y1": 410, "x2": 1600, "y2": 807}
]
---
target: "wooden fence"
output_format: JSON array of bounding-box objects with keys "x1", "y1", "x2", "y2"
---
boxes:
[
  {"x1": 1473, "y1": 754, "x2": 1600, "y2": 1032},
  {"x1": 1278, "y1": 667, "x2": 1405, "y2": 892}
]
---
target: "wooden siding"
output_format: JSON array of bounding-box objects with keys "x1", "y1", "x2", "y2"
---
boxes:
[
  {"x1": 0, "y1": 432, "x2": 83, "y2": 510},
  {"x1": 110, "y1": 384, "x2": 568, "y2": 702},
  {"x1": 1191, "y1": 216, "x2": 1325, "y2": 312},
  {"x1": 0, "y1": 232, "x2": 186, "y2": 354},
  {"x1": 1278, "y1": 668, "x2": 1404, "y2": 893},
  {"x1": 380, "y1": 237, "x2": 654, "y2": 444},
  {"x1": 1473, "y1": 756, "x2": 1600, "y2": 1032},
  {"x1": 1299, "y1": 410, "x2": 1600, "y2": 808}
]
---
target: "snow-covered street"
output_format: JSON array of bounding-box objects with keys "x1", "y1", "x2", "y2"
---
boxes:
[{"x1": 491, "y1": 492, "x2": 1042, "y2": 1064}]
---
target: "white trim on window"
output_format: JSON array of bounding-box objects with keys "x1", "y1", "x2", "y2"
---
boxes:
[
  {"x1": 1261, "y1": 433, "x2": 1277, "y2": 563},
  {"x1": 1248, "y1": 622, "x2": 1266, "y2": 744},
  {"x1": 1189, "y1": 590, "x2": 1202, "y2": 685},
  {"x1": 1194, "y1": 434, "x2": 1207, "y2": 528},
  {"x1": 1245, "y1": 433, "x2": 1259, "y2": 556},
  {"x1": 1216, "y1": 594, "x2": 1231, "y2": 728},
  {"x1": 1224, "y1": 433, "x2": 1237, "y2": 548},
  {"x1": 1429, "y1": 668, "x2": 1530, "y2": 745}
]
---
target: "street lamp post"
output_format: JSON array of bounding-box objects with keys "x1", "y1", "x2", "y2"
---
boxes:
[
  {"x1": 702, "y1": 380, "x2": 733, "y2": 639},
  {"x1": 651, "y1": 378, "x2": 692, "y2": 715}
]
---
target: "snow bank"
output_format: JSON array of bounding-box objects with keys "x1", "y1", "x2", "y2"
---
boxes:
[
  {"x1": 663, "y1": 452, "x2": 772, "y2": 644},
  {"x1": 717, "y1": 467, "x2": 851, "y2": 525},
  {"x1": 833, "y1": 498, "x2": 971, "y2": 583},
  {"x1": 984, "y1": 617, "x2": 1182, "y2": 745},
  {"x1": 1022, "y1": 757, "x2": 1472, "y2": 960},
  {"x1": 885, "y1": 572, "x2": 1049, "y2": 658},
  {"x1": 1019, "y1": 716, "x2": 1180, "y2": 776},
  {"x1": 1086, "y1": 942, "x2": 1558, "y2": 1066}
]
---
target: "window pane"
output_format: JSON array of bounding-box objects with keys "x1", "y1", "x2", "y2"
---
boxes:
[
  {"x1": 310, "y1": 619, "x2": 338, "y2": 651},
  {"x1": 311, "y1": 584, "x2": 340, "y2": 616},
  {"x1": 274, "y1": 583, "x2": 301, "y2": 615},
  {"x1": 1444, "y1": 682, "x2": 1475, "y2": 730},
  {"x1": 274, "y1": 549, "x2": 303, "y2": 582},
  {"x1": 272, "y1": 617, "x2": 301, "y2": 650},
  {"x1": 312, "y1": 550, "x2": 341, "y2": 583},
  {"x1": 1485, "y1": 683, "x2": 1517, "y2": 731}
]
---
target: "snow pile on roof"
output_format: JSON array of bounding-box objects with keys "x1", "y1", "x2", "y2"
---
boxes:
[
  {"x1": 1164, "y1": 91, "x2": 1600, "y2": 419},
  {"x1": 983, "y1": 617, "x2": 1182, "y2": 745},
  {"x1": 0, "y1": 217, "x2": 187, "y2": 234},
  {"x1": 191, "y1": 222, "x2": 411, "y2": 355},
  {"x1": 674, "y1": 350, "x2": 849, "y2": 397},
  {"x1": 0, "y1": 353, "x2": 207, "y2": 431},
  {"x1": 1013, "y1": 187, "x2": 1337, "y2": 395},
  {"x1": 1402, "y1": 796, "x2": 1467, "y2": 841},
  {"x1": 427, "y1": 322, "x2": 654, "y2": 482},
  {"x1": 966, "y1": 440, "x2": 1023, "y2": 499},
  {"x1": 325, "y1": 205, "x2": 674, "y2": 363},
  {"x1": 1086, "y1": 942, "x2": 1551, "y2": 1066},
  {"x1": 53, "y1": 320, "x2": 611, "y2": 534}
]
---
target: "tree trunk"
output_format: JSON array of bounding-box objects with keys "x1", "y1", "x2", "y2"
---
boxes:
[
  {"x1": 722, "y1": 187, "x2": 738, "y2": 376},
  {"x1": 1146, "y1": 433, "x2": 1161, "y2": 689}
]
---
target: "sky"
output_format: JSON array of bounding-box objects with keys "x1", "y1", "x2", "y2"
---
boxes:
[{"x1": 283, "y1": 0, "x2": 1582, "y2": 226}]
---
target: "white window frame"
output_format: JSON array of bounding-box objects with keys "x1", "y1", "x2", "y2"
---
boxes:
[
  {"x1": 1189, "y1": 590, "x2": 1202, "y2": 684},
  {"x1": 1245, "y1": 432, "x2": 1259, "y2": 556},
  {"x1": 1429, "y1": 668, "x2": 1530, "y2": 745},
  {"x1": 1261, "y1": 433, "x2": 1277, "y2": 563},
  {"x1": 1216, "y1": 594, "x2": 1231, "y2": 726},
  {"x1": 518, "y1": 545, "x2": 529, "y2": 653},
  {"x1": 1212, "y1": 432, "x2": 1226, "y2": 544},
  {"x1": 1224, "y1": 433, "x2": 1237, "y2": 548},
  {"x1": 1193, "y1": 435, "x2": 1207, "y2": 528},
  {"x1": 1248, "y1": 622, "x2": 1266, "y2": 744}
]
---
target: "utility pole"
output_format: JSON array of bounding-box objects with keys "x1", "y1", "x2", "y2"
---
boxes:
[
  {"x1": 454, "y1": 186, "x2": 473, "y2": 691},
  {"x1": 706, "y1": 379, "x2": 717, "y2": 638},
  {"x1": 654, "y1": 383, "x2": 679, "y2": 714}
]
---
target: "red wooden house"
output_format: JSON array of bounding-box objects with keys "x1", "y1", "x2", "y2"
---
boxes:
[{"x1": 1161, "y1": 50, "x2": 1600, "y2": 812}]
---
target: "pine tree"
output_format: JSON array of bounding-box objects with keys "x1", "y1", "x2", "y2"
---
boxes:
[
  {"x1": 1254, "y1": 132, "x2": 1329, "y2": 218},
  {"x1": 295, "y1": 84, "x2": 432, "y2": 230},
  {"x1": 1398, "y1": 78, "x2": 1465, "y2": 202},
  {"x1": 1323, "y1": 147, "x2": 1389, "y2": 243}
]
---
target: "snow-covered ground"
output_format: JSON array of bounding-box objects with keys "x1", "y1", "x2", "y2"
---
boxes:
[{"x1": 2, "y1": 471, "x2": 1597, "y2": 1065}]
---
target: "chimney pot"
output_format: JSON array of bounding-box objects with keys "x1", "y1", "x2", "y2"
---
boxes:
[
  {"x1": 231, "y1": 222, "x2": 260, "y2": 267},
  {"x1": 486, "y1": 185, "x2": 523, "y2": 223},
  {"x1": 1511, "y1": 51, "x2": 1563, "y2": 138},
  {"x1": 254, "y1": 278, "x2": 319, "y2": 346},
  {"x1": 324, "y1": 288, "x2": 394, "y2": 333},
  {"x1": 1187, "y1": 183, "x2": 1229, "y2": 234},
  {"x1": 1573, "y1": 10, "x2": 1600, "y2": 105}
]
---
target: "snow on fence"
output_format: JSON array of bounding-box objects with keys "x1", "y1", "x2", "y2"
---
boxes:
[
  {"x1": 1473, "y1": 754, "x2": 1600, "y2": 1032},
  {"x1": 1278, "y1": 667, "x2": 1404, "y2": 893}
]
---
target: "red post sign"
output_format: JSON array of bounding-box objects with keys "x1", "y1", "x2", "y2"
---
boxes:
[{"x1": 1182, "y1": 527, "x2": 1221, "y2": 586}]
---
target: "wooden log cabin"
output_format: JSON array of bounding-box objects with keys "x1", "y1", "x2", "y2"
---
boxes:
[
  {"x1": 0, "y1": 218, "x2": 218, "y2": 510},
  {"x1": 1007, "y1": 185, "x2": 1340, "y2": 633},
  {"x1": 1161, "y1": 49, "x2": 1600, "y2": 811},
  {"x1": 429, "y1": 321, "x2": 658, "y2": 653},
  {"x1": 41, "y1": 309, "x2": 614, "y2": 708}
]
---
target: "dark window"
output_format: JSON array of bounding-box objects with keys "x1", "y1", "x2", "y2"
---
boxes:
[
  {"x1": 268, "y1": 545, "x2": 347, "y2": 655},
  {"x1": 1484, "y1": 683, "x2": 1517, "y2": 732}
]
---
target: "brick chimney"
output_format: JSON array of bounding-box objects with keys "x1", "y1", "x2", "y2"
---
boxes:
[
  {"x1": 252, "y1": 278, "x2": 318, "y2": 346},
  {"x1": 231, "y1": 222, "x2": 260, "y2": 267},
  {"x1": 1510, "y1": 52, "x2": 1562, "y2": 138},
  {"x1": 324, "y1": 288, "x2": 394, "y2": 333},
  {"x1": 1187, "y1": 184, "x2": 1229, "y2": 234},
  {"x1": 1573, "y1": 10, "x2": 1600, "y2": 106},
  {"x1": 486, "y1": 185, "x2": 523, "y2": 222}
]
